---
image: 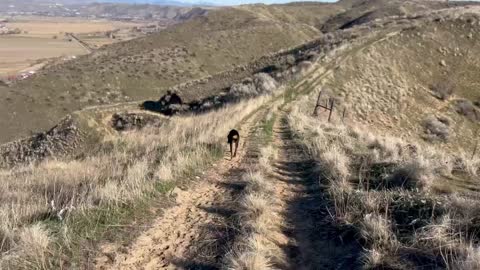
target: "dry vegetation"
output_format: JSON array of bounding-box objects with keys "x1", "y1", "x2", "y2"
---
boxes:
[
  {"x1": 287, "y1": 90, "x2": 480, "y2": 268},
  {"x1": 224, "y1": 117, "x2": 285, "y2": 269},
  {"x1": 0, "y1": 96, "x2": 269, "y2": 268},
  {"x1": 3, "y1": 1, "x2": 480, "y2": 269},
  {"x1": 323, "y1": 13, "x2": 480, "y2": 152},
  {"x1": 0, "y1": 2, "x2": 342, "y2": 144}
]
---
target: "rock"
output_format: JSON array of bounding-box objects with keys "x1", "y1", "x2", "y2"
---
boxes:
[
  {"x1": 0, "y1": 115, "x2": 82, "y2": 167},
  {"x1": 440, "y1": 60, "x2": 447, "y2": 67},
  {"x1": 111, "y1": 112, "x2": 164, "y2": 131}
]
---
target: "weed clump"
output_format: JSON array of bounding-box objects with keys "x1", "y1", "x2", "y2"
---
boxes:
[
  {"x1": 422, "y1": 115, "x2": 450, "y2": 142},
  {"x1": 455, "y1": 99, "x2": 480, "y2": 122},
  {"x1": 430, "y1": 80, "x2": 454, "y2": 101}
]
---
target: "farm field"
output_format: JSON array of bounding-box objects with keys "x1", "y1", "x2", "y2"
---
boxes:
[
  {"x1": 0, "y1": 35, "x2": 88, "y2": 76},
  {"x1": 0, "y1": 16, "x2": 144, "y2": 77},
  {"x1": 4, "y1": 16, "x2": 142, "y2": 38}
]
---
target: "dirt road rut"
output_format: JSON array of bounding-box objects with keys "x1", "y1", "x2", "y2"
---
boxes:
[
  {"x1": 96, "y1": 110, "x2": 267, "y2": 270},
  {"x1": 268, "y1": 112, "x2": 362, "y2": 269}
]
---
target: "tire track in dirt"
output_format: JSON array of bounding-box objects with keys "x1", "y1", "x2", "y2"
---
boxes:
[
  {"x1": 95, "y1": 109, "x2": 268, "y2": 270},
  {"x1": 268, "y1": 111, "x2": 363, "y2": 269}
]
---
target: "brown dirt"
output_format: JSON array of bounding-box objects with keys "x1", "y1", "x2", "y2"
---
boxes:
[
  {"x1": 267, "y1": 112, "x2": 363, "y2": 269},
  {"x1": 95, "y1": 109, "x2": 267, "y2": 270}
]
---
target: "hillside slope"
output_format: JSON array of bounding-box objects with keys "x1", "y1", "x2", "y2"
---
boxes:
[
  {"x1": 322, "y1": 7, "x2": 480, "y2": 152},
  {"x1": 0, "y1": 2, "x2": 341, "y2": 143},
  {"x1": 3, "y1": 2, "x2": 480, "y2": 269}
]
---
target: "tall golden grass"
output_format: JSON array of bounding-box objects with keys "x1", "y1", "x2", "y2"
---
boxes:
[
  {"x1": 0, "y1": 96, "x2": 269, "y2": 269},
  {"x1": 225, "y1": 144, "x2": 286, "y2": 269},
  {"x1": 287, "y1": 90, "x2": 480, "y2": 268}
]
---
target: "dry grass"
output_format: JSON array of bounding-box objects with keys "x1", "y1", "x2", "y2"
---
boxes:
[
  {"x1": 430, "y1": 80, "x2": 455, "y2": 101},
  {"x1": 225, "y1": 143, "x2": 286, "y2": 270},
  {"x1": 0, "y1": 96, "x2": 269, "y2": 268},
  {"x1": 0, "y1": 2, "x2": 337, "y2": 144},
  {"x1": 319, "y1": 14, "x2": 480, "y2": 152},
  {"x1": 422, "y1": 115, "x2": 451, "y2": 142},
  {"x1": 287, "y1": 89, "x2": 480, "y2": 268}
]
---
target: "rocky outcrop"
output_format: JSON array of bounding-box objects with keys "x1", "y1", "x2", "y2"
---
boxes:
[
  {"x1": 143, "y1": 72, "x2": 282, "y2": 115},
  {"x1": 112, "y1": 112, "x2": 165, "y2": 131},
  {"x1": 141, "y1": 91, "x2": 191, "y2": 116},
  {"x1": 229, "y1": 73, "x2": 279, "y2": 99},
  {"x1": 0, "y1": 116, "x2": 82, "y2": 167}
]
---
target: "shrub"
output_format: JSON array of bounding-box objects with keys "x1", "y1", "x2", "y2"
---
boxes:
[
  {"x1": 430, "y1": 80, "x2": 454, "y2": 100},
  {"x1": 422, "y1": 115, "x2": 450, "y2": 141},
  {"x1": 229, "y1": 73, "x2": 278, "y2": 99},
  {"x1": 455, "y1": 99, "x2": 480, "y2": 122}
]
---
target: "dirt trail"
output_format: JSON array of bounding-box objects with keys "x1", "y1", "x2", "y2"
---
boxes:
[
  {"x1": 267, "y1": 111, "x2": 363, "y2": 269},
  {"x1": 95, "y1": 110, "x2": 267, "y2": 270},
  {"x1": 94, "y1": 32, "x2": 385, "y2": 269}
]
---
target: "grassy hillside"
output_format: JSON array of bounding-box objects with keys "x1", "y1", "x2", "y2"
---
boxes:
[
  {"x1": 3, "y1": 2, "x2": 480, "y2": 269},
  {"x1": 322, "y1": 11, "x2": 480, "y2": 152},
  {"x1": 320, "y1": 0, "x2": 472, "y2": 32},
  {"x1": 0, "y1": 2, "x2": 341, "y2": 144}
]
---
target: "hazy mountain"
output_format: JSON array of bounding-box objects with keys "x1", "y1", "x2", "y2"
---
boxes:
[{"x1": 99, "y1": 0, "x2": 215, "y2": 7}]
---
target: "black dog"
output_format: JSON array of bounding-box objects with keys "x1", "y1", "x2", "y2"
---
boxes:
[{"x1": 227, "y1": 129, "x2": 240, "y2": 160}]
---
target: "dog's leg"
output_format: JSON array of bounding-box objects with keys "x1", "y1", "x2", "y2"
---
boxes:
[
  {"x1": 230, "y1": 142, "x2": 233, "y2": 160},
  {"x1": 234, "y1": 140, "x2": 238, "y2": 157}
]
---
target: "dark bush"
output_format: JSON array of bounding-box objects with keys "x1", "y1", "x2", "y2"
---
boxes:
[
  {"x1": 455, "y1": 99, "x2": 480, "y2": 122},
  {"x1": 430, "y1": 80, "x2": 454, "y2": 100},
  {"x1": 422, "y1": 115, "x2": 450, "y2": 141}
]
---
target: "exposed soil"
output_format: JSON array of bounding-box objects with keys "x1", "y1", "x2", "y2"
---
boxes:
[
  {"x1": 95, "y1": 106, "x2": 365, "y2": 270},
  {"x1": 95, "y1": 109, "x2": 268, "y2": 270},
  {"x1": 269, "y1": 113, "x2": 363, "y2": 269},
  {"x1": 94, "y1": 28, "x2": 375, "y2": 269}
]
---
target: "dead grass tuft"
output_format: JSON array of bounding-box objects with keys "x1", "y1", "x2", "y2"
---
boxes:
[
  {"x1": 286, "y1": 87, "x2": 480, "y2": 269},
  {"x1": 430, "y1": 80, "x2": 454, "y2": 101},
  {"x1": 1, "y1": 224, "x2": 53, "y2": 270},
  {"x1": 0, "y1": 96, "x2": 270, "y2": 266},
  {"x1": 422, "y1": 115, "x2": 450, "y2": 142},
  {"x1": 225, "y1": 144, "x2": 286, "y2": 269}
]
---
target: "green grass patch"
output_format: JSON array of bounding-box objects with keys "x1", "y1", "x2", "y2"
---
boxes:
[
  {"x1": 282, "y1": 86, "x2": 296, "y2": 105},
  {"x1": 262, "y1": 113, "x2": 277, "y2": 143}
]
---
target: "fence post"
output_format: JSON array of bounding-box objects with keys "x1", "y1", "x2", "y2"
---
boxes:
[
  {"x1": 328, "y1": 99, "x2": 335, "y2": 122},
  {"x1": 313, "y1": 90, "x2": 323, "y2": 116}
]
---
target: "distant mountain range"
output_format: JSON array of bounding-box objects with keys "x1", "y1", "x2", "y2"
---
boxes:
[
  {"x1": 0, "y1": 0, "x2": 328, "y2": 8},
  {"x1": 100, "y1": 0, "x2": 218, "y2": 7},
  {"x1": 0, "y1": 0, "x2": 217, "y2": 8},
  {"x1": 73, "y1": 0, "x2": 327, "y2": 7}
]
